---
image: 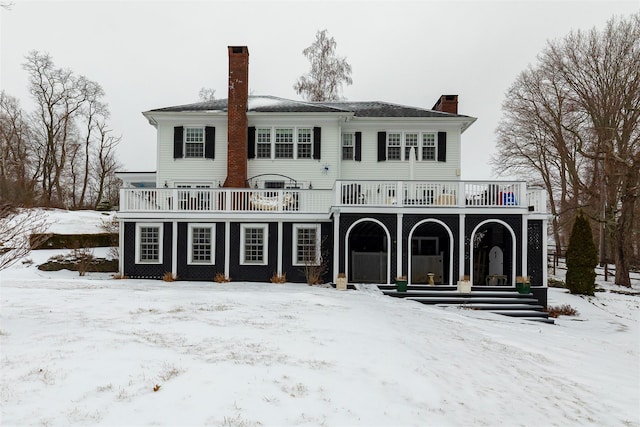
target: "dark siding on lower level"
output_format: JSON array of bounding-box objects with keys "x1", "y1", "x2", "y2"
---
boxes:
[
  {"x1": 123, "y1": 221, "x2": 172, "y2": 279},
  {"x1": 282, "y1": 222, "x2": 333, "y2": 283},
  {"x1": 176, "y1": 222, "x2": 225, "y2": 281},
  {"x1": 527, "y1": 220, "x2": 544, "y2": 287},
  {"x1": 228, "y1": 222, "x2": 278, "y2": 282}
]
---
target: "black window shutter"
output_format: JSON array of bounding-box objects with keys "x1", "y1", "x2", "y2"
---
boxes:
[
  {"x1": 355, "y1": 132, "x2": 362, "y2": 161},
  {"x1": 247, "y1": 126, "x2": 256, "y2": 159},
  {"x1": 313, "y1": 127, "x2": 321, "y2": 160},
  {"x1": 437, "y1": 131, "x2": 447, "y2": 162},
  {"x1": 173, "y1": 126, "x2": 184, "y2": 159},
  {"x1": 205, "y1": 126, "x2": 215, "y2": 159},
  {"x1": 377, "y1": 132, "x2": 386, "y2": 161}
]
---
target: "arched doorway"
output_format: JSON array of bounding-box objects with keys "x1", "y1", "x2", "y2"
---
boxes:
[
  {"x1": 408, "y1": 219, "x2": 454, "y2": 285},
  {"x1": 345, "y1": 219, "x2": 391, "y2": 284},
  {"x1": 470, "y1": 220, "x2": 516, "y2": 286}
]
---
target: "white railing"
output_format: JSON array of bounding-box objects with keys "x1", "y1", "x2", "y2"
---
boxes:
[
  {"x1": 120, "y1": 182, "x2": 548, "y2": 213},
  {"x1": 120, "y1": 188, "x2": 333, "y2": 213},
  {"x1": 335, "y1": 180, "x2": 544, "y2": 211}
]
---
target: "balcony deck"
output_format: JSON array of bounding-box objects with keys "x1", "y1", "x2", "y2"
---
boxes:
[{"x1": 119, "y1": 180, "x2": 547, "y2": 214}]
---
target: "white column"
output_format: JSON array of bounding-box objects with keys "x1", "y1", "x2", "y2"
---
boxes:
[
  {"x1": 172, "y1": 220, "x2": 178, "y2": 277},
  {"x1": 542, "y1": 217, "x2": 548, "y2": 287},
  {"x1": 522, "y1": 215, "x2": 528, "y2": 279},
  {"x1": 459, "y1": 213, "x2": 466, "y2": 281},
  {"x1": 118, "y1": 219, "x2": 124, "y2": 275},
  {"x1": 333, "y1": 212, "x2": 340, "y2": 281},
  {"x1": 397, "y1": 213, "x2": 403, "y2": 280},
  {"x1": 277, "y1": 221, "x2": 283, "y2": 275},
  {"x1": 224, "y1": 221, "x2": 230, "y2": 278}
]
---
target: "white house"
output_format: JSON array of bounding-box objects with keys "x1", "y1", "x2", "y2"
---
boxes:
[{"x1": 117, "y1": 46, "x2": 549, "y2": 308}]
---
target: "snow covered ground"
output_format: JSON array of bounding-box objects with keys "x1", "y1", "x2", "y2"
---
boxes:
[{"x1": 1, "y1": 211, "x2": 639, "y2": 426}]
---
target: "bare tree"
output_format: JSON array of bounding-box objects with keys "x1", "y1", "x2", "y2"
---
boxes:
[
  {"x1": 0, "y1": 91, "x2": 38, "y2": 204},
  {"x1": 198, "y1": 88, "x2": 216, "y2": 102},
  {"x1": 0, "y1": 204, "x2": 49, "y2": 270},
  {"x1": 92, "y1": 121, "x2": 122, "y2": 208},
  {"x1": 22, "y1": 51, "x2": 118, "y2": 209},
  {"x1": 24, "y1": 51, "x2": 87, "y2": 206},
  {"x1": 294, "y1": 29, "x2": 353, "y2": 102},
  {"x1": 493, "y1": 13, "x2": 640, "y2": 286}
]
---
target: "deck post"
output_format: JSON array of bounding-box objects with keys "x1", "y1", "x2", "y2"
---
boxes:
[
  {"x1": 397, "y1": 213, "x2": 403, "y2": 283},
  {"x1": 333, "y1": 212, "x2": 340, "y2": 282},
  {"x1": 277, "y1": 221, "x2": 283, "y2": 275},
  {"x1": 224, "y1": 221, "x2": 230, "y2": 278},
  {"x1": 522, "y1": 215, "x2": 528, "y2": 279},
  {"x1": 172, "y1": 220, "x2": 178, "y2": 277},
  {"x1": 459, "y1": 213, "x2": 466, "y2": 281}
]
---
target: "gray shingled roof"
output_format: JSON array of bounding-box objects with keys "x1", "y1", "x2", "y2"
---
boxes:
[
  {"x1": 318, "y1": 101, "x2": 467, "y2": 118},
  {"x1": 148, "y1": 95, "x2": 469, "y2": 118}
]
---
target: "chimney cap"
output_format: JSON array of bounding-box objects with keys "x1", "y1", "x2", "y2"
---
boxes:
[{"x1": 228, "y1": 46, "x2": 249, "y2": 55}]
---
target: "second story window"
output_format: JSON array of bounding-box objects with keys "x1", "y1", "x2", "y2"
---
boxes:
[
  {"x1": 253, "y1": 127, "x2": 317, "y2": 160},
  {"x1": 422, "y1": 133, "x2": 436, "y2": 161},
  {"x1": 275, "y1": 128, "x2": 294, "y2": 158},
  {"x1": 297, "y1": 128, "x2": 312, "y2": 158},
  {"x1": 387, "y1": 133, "x2": 402, "y2": 160},
  {"x1": 257, "y1": 128, "x2": 271, "y2": 158},
  {"x1": 405, "y1": 133, "x2": 418, "y2": 160},
  {"x1": 185, "y1": 127, "x2": 204, "y2": 158},
  {"x1": 342, "y1": 133, "x2": 354, "y2": 160}
]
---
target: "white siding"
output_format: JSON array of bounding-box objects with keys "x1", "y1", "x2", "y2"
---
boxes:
[
  {"x1": 339, "y1": 121, "x2": 463, "y2": 181},
  {"x1": 155, "y1": 115, "x2": 228, "y2": 188},
  {"x1": 150, "y1": 112, "x2": 467, "y2": 189},
  {"x1": 246, "y1": 116, "x2": 342, "y2": 190}
]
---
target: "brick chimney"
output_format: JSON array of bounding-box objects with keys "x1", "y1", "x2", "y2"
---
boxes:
[
  {"x1": 224, "y1": 46, "x2": 249, "y2": 188},
  {"x1": 432, "y1": 95, "x2": 458, "y2": 115}
]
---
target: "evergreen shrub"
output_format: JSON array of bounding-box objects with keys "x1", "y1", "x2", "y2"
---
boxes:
[{"x1": 565, "y1": 212, "x2": 597, "y2": 295}]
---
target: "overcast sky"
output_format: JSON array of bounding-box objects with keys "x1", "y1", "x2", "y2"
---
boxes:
[{"x1": 1, "y1": 0, "x2": 638, "y2": 180}]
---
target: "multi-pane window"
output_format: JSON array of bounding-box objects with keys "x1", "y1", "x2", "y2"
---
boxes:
[
  {"x1": 422, "y1": 133, "x2": 436, "y2": 160},
  {"x1": 342, "y1": 133, "x2": 354, "y2": 160},
  {"x1": 294, "y1": 225, "x2": 320, "y2": 266},
  {"x1": 405, "y1": 133, "x2": 418, "y2": 160},
  {"x1": 241, "y1": 224, "x2": 267, "y2": 265},
  {"x1": 297, "y1": 128, "x2": 312, "y2": 158},
  {"x1": 257, "y1": 128, "x2": 271, "y2": 159},
  {"x1": 189, "y1": 224, "x2": 215, "y2": 264},
  {"x1": 254, "y1": 127, "x2": 313, "y2": 159},
  {"x1": 275, "y1": 128, "x2": 294, "y2": 158},
  {"x1": 387, "y1": 133, "x2": 402, "y2": 160},
  {"x1": 185, "y1": 127, "x2": 204, "y2": 158},
  {"x1": 137, "y1": 224, "x2": 162, "y2": 263}
]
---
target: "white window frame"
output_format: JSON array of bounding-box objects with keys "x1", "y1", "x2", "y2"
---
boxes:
[
  {"x1": 254, "y1": 127, "x2": 313, "y2": 160},
  {"x1": 342, "y1": 132, "x2": 354, "y2": 161},
  {"x1": 240, "y1": 223, "x2": 268, "y2": 265},
  {"x1": 421, "y1": 132, "x2": 437, "y2": 161},
  {"x1": 184, "y1": 127, "x2": 205, "y2": 158},
  {"x1": 387, "y1": 131, "x2": 437, "y2": 161},
  {"x1": 292, "y1": 224, "x2": 321, "y2": 266},
  {"x1": 405, "y1": 132, "x2": 419, "y2": 160},
  {"x1": 387, "y1": 132, "x2": 402, "y2": 160},
  {"x1": 135, "y1": 223, "x2": 163, "y2": 264},
  {"x1": 256, "y1": 128, "x2": 272, "y2": 159},
  {"x1": 188, "y1": 223, "x2": 216, "y2": 265}
]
